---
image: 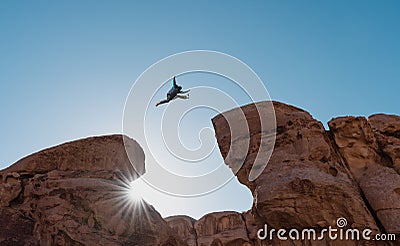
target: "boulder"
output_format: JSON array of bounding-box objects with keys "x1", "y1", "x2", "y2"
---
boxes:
[
  {"x1": 213, "y1": 102, "x2": 381, "y2": 245},
  {"x1": 0, "y1": 135, "x2": 181, "y2": 246}
]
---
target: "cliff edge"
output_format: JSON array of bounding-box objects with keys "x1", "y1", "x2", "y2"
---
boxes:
[
  {"x1": 1, "y1": 102, "x2": 399, "y2": 245},
  {"x1": 0, "y1": 135, "x2": 182, "y2": 245}
]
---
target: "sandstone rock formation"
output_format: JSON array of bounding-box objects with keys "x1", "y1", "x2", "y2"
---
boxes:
[
  {"x1": 194, "y1": 211, "x2": 251, "y2": 246},
  {"x1": 0, "y1": 135, "x2": 181, "y2": 246},
  {"x1": 369, "y1": 114, "x2": 400, "y2": 174},
  {"x1": 329, "y1": 115, "x2": 400, "y2": 235},
  {"x1": 212, "y1": 102, "x2": 384, "y2": 245},
  {"x1": 165, "y1": 216, "x2": 197, "y2": 246},
  {"x1": 1, "y1": 102, "x2": 399, "y2": 245}
]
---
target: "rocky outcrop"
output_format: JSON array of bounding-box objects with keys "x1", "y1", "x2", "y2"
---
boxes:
[
  {"x1": 194, "y1": 212, "x2": 251, "y2": 246},
  {"x1": 329, "y1": 115, "x2": 400, "y2": 235},
  {"x1": 165, "y1": 212, "x2": 254, "y2": 246},
  {"x1": 369, "y1": 114, "x2": 400, "y2": 173},
  {"x1": 0, "y1": 207, "x2": 36, "y2": 245},
  {"x1": 2, "y1": 102, "x2": 399, "y2": 245},
  {"x1": 167, "y1": 103, "x2": 400, "y2": 245},
  {"x1": 212, "y1": 102, "x2": 384, "y2": 245},
  {"x1": 0, "y1": 135, "x2": 181, "y2": 246},
  {"x1": 165, "y1": 216, "x2": 197, "y2": 246}
]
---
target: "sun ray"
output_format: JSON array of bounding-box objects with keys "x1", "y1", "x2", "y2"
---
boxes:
[{"x1": 92, "y1": 169, "x2": 155, "y2": 231}]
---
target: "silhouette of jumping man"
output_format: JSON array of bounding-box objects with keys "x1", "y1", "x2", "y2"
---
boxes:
[{"x1": 156, "y1": 76, "x2": 190, "y2": 107}]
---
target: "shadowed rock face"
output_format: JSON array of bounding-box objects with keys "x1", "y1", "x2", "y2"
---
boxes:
[
  {"x1": 194, "y1": 211, "x2": 251, "y2": 246},
  {"x1": 2, "y1": 102, "x2": 399, "y2": 245},
  {"x1": 0, "y1": 135, "x2": 181, "y2": 246},
  {"x1": 165, "y1": 216, "x2": 197, "y2": 246},
  {"x1": 329, "y1": 115, "x2": 400, "y2": 235},
  {"x1": 212, "y1": 102, "x2": 383, "y2": 245},
  {"x1": 369, "y1": 114, "x2": 400, "y2": 174}
]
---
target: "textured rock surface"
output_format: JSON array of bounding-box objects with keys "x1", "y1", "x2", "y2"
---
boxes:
[
  {"x1": 1, "y1": 134, "x2": 145, "y2": 176},
  {"x1": 328, "y1": 117, "x2": 386, "y2": 177},
  {"x1": 212, "y1": 102, "x2": 392, "y2": 245},
  {"x1": 0, "y1": 207, "x2": 35, "y2": 245},
  {"x1": 0, "y1": 135, "x2": 181, "y2": 246},
  {"x1": 369, "y1": 114, "x2": 400, "y2": 173},
  {"x1": 194, "y1": 211, "x2": 251, "y2": 246},
  {"x1": 2, "y1": 102, "x2": 400, "y2": 245},
  {"x1": 329, "y1": 116, "x2": 400, "y2": 235},
  {"x1": 213, "y1": 103, "x2": 379, "y2": 236},
  {"x1": 165, "y1": 216, "x2": 197, "y2": 246}
]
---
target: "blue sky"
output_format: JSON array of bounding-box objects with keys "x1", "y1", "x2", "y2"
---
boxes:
[{"x1": 1, "y1": 1, "x2": 399, "y2": 219}]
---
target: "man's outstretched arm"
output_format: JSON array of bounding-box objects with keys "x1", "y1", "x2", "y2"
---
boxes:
[{"x1": 173, "y1": 76, "x2": 178, "y2": 88}]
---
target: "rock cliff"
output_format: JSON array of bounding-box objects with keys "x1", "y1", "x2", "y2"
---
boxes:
[
  {"x1": 1, "y1": 102, "x2": 399, "y2": 245},
  {"x1": 211, "y1": 102, "x2": 396, "y2": 246},
  {"x1": 0, "y1": 135, "x2": 182, "y2": 245},
  {"x1": 329, "y1": 115, "x2": 400, "y2": 235}
]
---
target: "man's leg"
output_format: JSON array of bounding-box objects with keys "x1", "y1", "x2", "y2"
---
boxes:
[
  {"x1": 176, "y1": 94, "x2": 189, "y2": 99},
  {"x1": 156, "y1": 99, "x2": 169, "y2": 107}
]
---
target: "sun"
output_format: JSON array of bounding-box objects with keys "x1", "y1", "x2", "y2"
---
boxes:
[{"x1": 127, "y1": 178, "x2": 147, "y2": 202}]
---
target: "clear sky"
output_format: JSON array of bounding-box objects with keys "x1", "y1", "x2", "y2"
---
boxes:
[{"x1": 1, "y1": 1, "x2": 399, "y2": 219}]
